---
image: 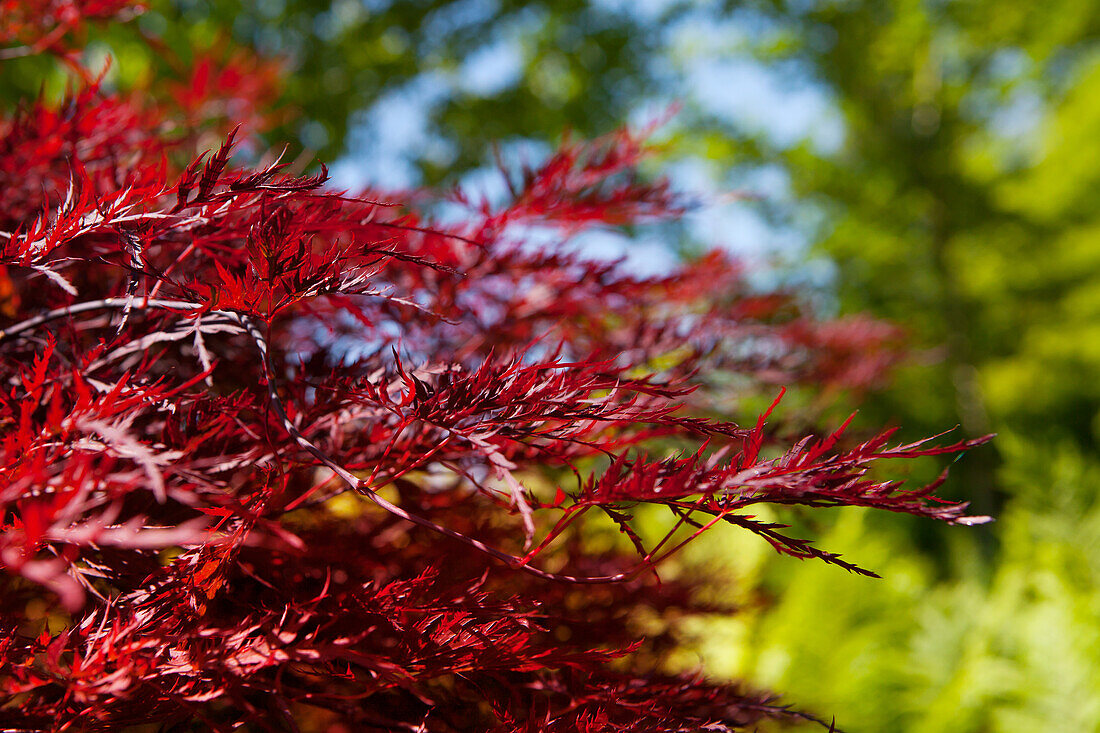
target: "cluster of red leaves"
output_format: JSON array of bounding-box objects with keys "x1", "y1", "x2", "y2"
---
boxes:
[
  {"x1": 159, "y1": 44, "x2": 286, "y2": 138},
  {"x1": 0, "y1": 5, "x2": 991, "y2": 731},
  {"x1": 0, "y1": 0, "x2": 140, "y2": 61}
]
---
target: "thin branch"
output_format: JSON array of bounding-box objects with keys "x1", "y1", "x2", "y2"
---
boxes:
[{"x1": 0, "y1": 297, "x2": 201, "y2": 343}]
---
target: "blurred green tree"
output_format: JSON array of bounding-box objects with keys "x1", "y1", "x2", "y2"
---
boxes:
[
  {"x1": 688, "y1": 2, "x2": 1100, "y2": 729},
  {"x1": 732, "y1": 0, "x2": 1100, "y2": 476}
]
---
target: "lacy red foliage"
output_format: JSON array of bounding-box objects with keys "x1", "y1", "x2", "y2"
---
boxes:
[{"x1": 0, "y1": 5, "x2": 991, "y2": 731}]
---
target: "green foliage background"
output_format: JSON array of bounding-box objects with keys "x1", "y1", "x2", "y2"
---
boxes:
[{"x1": 6, "y1": 1, "x2": 1100, "y2": 729}]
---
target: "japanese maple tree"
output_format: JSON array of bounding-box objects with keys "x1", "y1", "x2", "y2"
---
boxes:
[{"x1": 0, "y1": 3, "x2": 991, "y2": 731}]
